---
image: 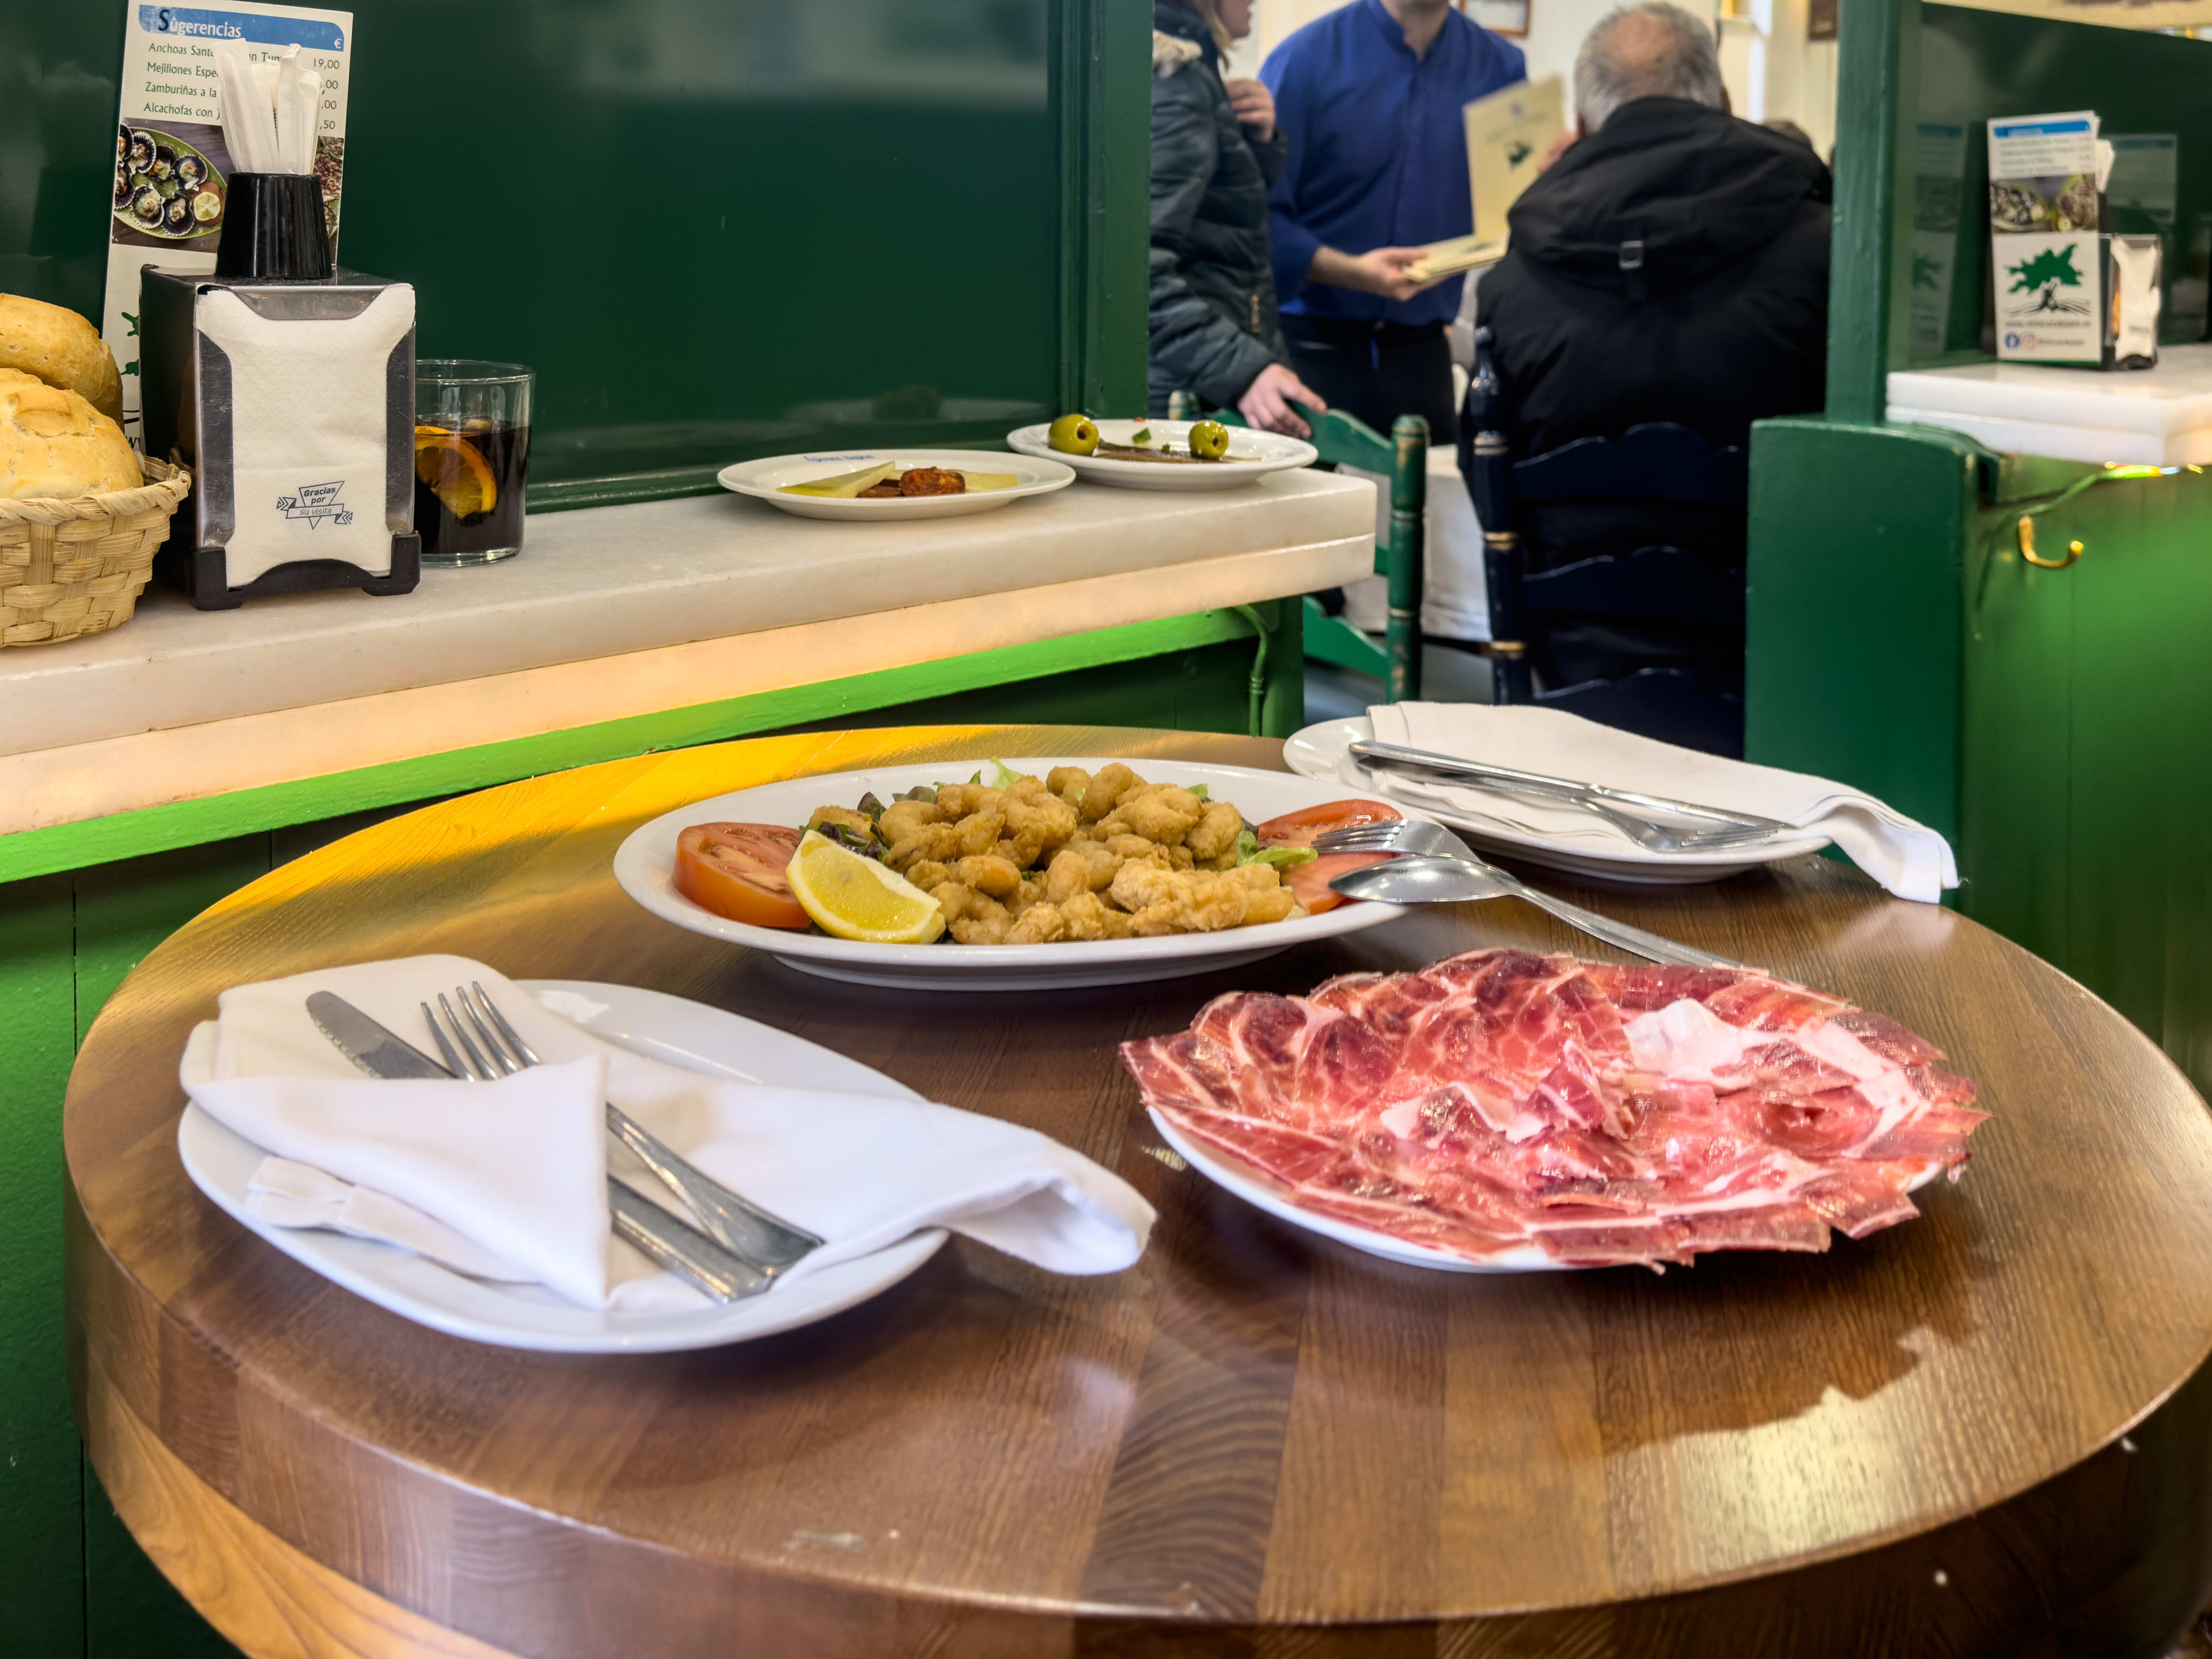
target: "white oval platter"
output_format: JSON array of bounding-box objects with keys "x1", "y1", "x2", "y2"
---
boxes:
[{"x1": 612, "y1": 756, "x2": 1412, "y2": 991}]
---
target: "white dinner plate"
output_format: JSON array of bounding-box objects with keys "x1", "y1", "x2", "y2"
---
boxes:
[
  {"x1": 175, "y1": 981, "x2": 947, "y2": 1353},
  {"x1": 612, "y1": 756, "x2": 1413, "y2": 991},
  {"x1": 1283, "y1": 717, "x2": 1833, "y2": 886},
  {"x1": 717, "y1": 449, "x2": 1074, "y2": 520},
  {"x1": 1005, "y1": 419, "x2": 1316, "y2": 490},
  {"x1": 1154, "y1": 1109, "x2": 1942, "y2": 1274}
]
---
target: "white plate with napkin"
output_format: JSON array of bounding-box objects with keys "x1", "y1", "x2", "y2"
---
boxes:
[
  {"x1": 1286, "y1": 707, "x2": 1957, "y2": 902},
  {"x1": 176, "y1": 957, "x2": 1156, "y2": 1353}
]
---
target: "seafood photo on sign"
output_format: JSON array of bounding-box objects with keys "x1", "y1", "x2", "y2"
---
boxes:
[{"x1": 107, "y1": 123, "x2": 229, "y2": 249}]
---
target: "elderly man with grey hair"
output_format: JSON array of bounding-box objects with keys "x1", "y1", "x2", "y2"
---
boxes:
[{"x1": 1471, "y1": 0, "x2": 1831, "y2": 461}]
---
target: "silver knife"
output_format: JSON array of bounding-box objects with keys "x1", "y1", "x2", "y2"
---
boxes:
[
  {"x1": 308, "y1": 991, "x2": 453, "y2": 1080},
  {"x1": 306, "y1": 991, "x2": 767, "y2": 1303},
  {"x1": 1348, "y1": 740, "x2": 1791, "y2": 836}
]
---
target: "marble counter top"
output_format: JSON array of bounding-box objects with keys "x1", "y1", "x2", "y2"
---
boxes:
[
  {"x1": 3, "y1": 471, "x2": 1375, "y2": 838},
  {"x1": 1889, "y1": 343, "x2": 2212, "y2": 465},
  {"x1": 5, "y1": 469, "x2": 1373, "y2": 758}
]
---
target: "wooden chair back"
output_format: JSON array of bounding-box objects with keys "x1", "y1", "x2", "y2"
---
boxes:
[
  {"x1": 1460, "y1": 327, "x2": 1749, "y2": 755},
  {"x1": 1206, "y1": 398, "x2": 1428, "y2": 703}
]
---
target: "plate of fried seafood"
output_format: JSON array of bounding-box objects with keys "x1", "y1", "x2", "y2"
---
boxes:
[
  {"x1": 1007, "y1": 418, "x2": 1316, "y2": 491},
  {"x1": 612, "y1": 758, "x2": 1418, "y2": 990},
  {"x1": 718, "y1": 449, "x2": 1075, "y2": 521}
]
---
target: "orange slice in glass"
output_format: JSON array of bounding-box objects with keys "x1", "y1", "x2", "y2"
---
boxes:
[{"x1": 413, "y1": 425, "x2": 497, "y2": 518}]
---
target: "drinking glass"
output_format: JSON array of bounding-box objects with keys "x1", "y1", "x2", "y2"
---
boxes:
[{"x1": 415, "y1": 360, "x2": 532, "y2": 565}]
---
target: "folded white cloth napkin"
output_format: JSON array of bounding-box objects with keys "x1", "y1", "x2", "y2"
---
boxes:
[
  {"x1": 179, "y1": 955, "x2": 1156, "y2": 1312},
  {"x1": 1355, "y1": 704, "x2": 1959, "y2": 904}
]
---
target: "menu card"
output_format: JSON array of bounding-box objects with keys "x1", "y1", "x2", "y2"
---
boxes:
[
  {"x1": 1407, "y1": 76, "x2": 1565, "y2": 283},
  {"x1": 101, "y1": 2, "x2": 354, "y2": 438}
]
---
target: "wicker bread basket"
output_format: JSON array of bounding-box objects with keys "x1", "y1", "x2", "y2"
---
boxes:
[{"x1": 0, "y1": 456, "x2": 190, "y2": 647}]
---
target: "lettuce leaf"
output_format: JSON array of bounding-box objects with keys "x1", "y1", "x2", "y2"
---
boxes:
[{"x1": 1234, "y1": 827, "x2": 1315, "y2": 869}]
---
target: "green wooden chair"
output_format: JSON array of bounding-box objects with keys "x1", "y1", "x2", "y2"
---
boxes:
[{"x1": 1200, "y1": 398, "x2": 1429, "y2": 702}]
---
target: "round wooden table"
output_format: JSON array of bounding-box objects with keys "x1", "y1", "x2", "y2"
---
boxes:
[{"x1": 65, "y1": 726, "x2": 2212, "y2": 1658}]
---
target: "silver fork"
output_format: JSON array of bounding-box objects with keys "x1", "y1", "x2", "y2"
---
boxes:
[
  {"x1": 1313, "y1": 820, "x2": 1748, "y2": 969},
  {"x1": 426, "y1": 983, "x2": 824, "y2": 1277}
]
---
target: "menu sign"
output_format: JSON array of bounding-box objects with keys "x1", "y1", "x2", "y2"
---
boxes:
[{"x1": 103, "y1": 2, "x2": 354, "y2": 435}]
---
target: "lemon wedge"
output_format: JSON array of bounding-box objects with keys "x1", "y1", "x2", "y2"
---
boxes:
[{"x1": 786, "y1": 832, "x2": 946, "y2": 944}]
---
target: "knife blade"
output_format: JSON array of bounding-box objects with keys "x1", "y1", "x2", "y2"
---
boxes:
[{"x1": 307, "y1": 991, "x2": 454, "y2": 1080}]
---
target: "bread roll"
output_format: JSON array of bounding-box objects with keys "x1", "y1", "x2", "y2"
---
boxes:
[
  {"x1": 0, "y1": 368, "x2": 143, "y2": 499},
  {"x1": 0, "y1": 293, "x2": 126, "y2": 423}
]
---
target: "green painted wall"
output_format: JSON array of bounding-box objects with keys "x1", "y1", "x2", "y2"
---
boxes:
[
  {"x1": 1909, "y1": 4, "x2": 2212, "y2": 362},
  {"x1": 0, "y1": 876, "x2": 81, "y2": 1659},
  {"x1": 0, "y1": 0, "x2": 1148, "y2": 502},
  {"x1": 1825, "y1": 0, "x2": 2212, "y2": 411}
]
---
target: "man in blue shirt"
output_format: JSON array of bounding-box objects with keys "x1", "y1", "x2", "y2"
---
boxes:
[{"x1": 1262, "y1": 0, "x2": 1525, "y2": 441}]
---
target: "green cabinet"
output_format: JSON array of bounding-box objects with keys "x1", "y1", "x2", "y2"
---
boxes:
[
  {"x1": 1749, "y1": 417, "x2": 2212, "y2": 1101},
  {"x1": 1759, "y1": 0, "x2": 2212, "y2": 1098},
  {"x1": 1963, "y1": 463, "x2": 2212, "y2": 1074}
]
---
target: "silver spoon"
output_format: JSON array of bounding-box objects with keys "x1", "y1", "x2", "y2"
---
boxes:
[{"x1": 1329, "y1": 855, "x2": 1745, "y2": 969}]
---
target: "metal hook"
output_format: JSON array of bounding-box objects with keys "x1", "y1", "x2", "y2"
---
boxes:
[{"x1": 2018, "y1": 515, "x2": 2082, "y2": 570}]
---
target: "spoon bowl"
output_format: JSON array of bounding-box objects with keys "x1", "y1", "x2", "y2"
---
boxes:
[{"x1": 1329, "y1": 855, "x2": 1520, "y2": 905}]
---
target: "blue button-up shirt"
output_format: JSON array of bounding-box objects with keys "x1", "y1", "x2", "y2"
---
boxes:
[{"x1": 1262, "y1": 0, "x2": 1525, "y2": 327}]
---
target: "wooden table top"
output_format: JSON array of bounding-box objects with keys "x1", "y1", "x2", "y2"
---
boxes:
[{"x1": 63, "y1": 725, "x2": 2212, "y2": 1658}]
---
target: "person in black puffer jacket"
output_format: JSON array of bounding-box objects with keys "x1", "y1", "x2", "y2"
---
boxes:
[
  {"x1": 1149, "y1": 0, "x2": 1326, "y2": 434},
  {"x1": 1476, "y1": 3, "x2": 1830, "y2": 460}
]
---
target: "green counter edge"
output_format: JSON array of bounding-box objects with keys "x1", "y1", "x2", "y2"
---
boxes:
[{"x1": 0, "y1": 608, "x2": 1270, "y2": 886}]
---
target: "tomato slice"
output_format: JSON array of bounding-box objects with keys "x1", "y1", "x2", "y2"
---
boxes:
[
  {"x1": 1288, "y1": 850, "x2": 1393, "y2": 916},
  {"x1": 673, "y1": 822, "x2": 809, "y2": 930},
  {"x1": 1254, "y1": 798, "x2": 1402, "y2": 849}
]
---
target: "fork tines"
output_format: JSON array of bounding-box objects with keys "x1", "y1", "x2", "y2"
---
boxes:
[{"x1": 426, "y1": 984, "x2": 526, "y2": 1080}]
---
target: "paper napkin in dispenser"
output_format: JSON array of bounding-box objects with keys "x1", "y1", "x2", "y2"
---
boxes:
[{"x1": 191, "y1": 285, "x2": 415, "y2": 586}]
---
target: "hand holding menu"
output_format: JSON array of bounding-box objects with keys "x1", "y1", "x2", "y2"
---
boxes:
[{"x1": 1407, "y1": 75, "x2": 1565, "y2": 283}]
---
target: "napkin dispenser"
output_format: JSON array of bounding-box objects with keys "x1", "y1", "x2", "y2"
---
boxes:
[{"x1": 139, "y1": 267, "x2": 420, "y2": 610}]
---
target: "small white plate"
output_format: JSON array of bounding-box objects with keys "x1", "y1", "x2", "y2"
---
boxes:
[
  {"x1": 1284, "y1": 717, "x2": 1832, "y2": 887},
  {"x1": 612, "y1": 757, "x2": 1414, "y2": 991},
  {"x1": 1005, "y1": 419, "x2": 1316, "y2": 491},
  {"x1": 175, "y1": 982, "x2": 946, "y2": 1353},
  {"x1": 717, "y1": 449, "x2": 1074, "y2": 521},
  {"x1": 1154, "y1": 1109, "x2": 1942, "y2": 1273},
  {"x1": 1150, "y1": 1109, "x2": 1556, "y2": 1272}
]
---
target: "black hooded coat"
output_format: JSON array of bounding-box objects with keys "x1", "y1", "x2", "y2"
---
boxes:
[{"x1": 1476, "y1": 97, "x2": 1831, "y2": 459}]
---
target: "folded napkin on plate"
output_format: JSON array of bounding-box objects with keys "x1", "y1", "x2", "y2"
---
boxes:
[
  {"x1": 179, "y1": 955, "x2": 1156, "y2": 1311},
  {"x1": 1356, "y1": 704, "x2": 1958, "y2": 904}
]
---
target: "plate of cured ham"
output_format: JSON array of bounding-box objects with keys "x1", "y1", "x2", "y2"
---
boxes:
[{"x1": 1121, "y1": 948, "x2": 1985, "y2": 1272}]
